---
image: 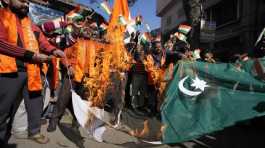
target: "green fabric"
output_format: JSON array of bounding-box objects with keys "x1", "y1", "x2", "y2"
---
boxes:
[
  {"x1": 53, "y1": 26, "x2": 73, "y2": 35},
  {"x1": 161, "y1": 59, "x2": 265, "y2": 144}
]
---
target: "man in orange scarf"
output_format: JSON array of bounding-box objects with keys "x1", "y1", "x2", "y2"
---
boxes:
[{"x1": 0, "y1": 0, "x2": 65, "y2": 146}]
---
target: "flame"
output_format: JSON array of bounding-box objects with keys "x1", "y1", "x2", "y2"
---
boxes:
[
  {"x1": 129, "y1": 120, "x2": 150, "y2": 138},
  {"x1": 83, "y1": 45, "x2": 111, "y2": 108},
  {"x1": 144, "y1": 55, "x2": 168, "y2": 100},
  {"x1": 156, "y1": 125, "x2": 166, "y2": 139},
  {"x1": 82, "y1": 28, "x2": 132, "y2": 109}
]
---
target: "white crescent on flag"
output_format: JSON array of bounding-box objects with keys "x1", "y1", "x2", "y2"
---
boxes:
[{"x1": 178, "y1": 76, "x2": 209, "y2": 96}]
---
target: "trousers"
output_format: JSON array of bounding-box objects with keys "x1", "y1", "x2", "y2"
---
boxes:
[{"x1": 0, "y1": 72, "x2": 43, "y2": 144}]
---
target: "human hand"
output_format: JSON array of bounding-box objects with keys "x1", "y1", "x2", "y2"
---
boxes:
[
  {"x1": 32, "y1": 53, "x2": 49, "y2": 63},
  {"x1": 52, "y1": 49, "x2": 65, "y2": 58},
  {"x1": 68, "y1": 66, "x2": 75, "y2": 77}
]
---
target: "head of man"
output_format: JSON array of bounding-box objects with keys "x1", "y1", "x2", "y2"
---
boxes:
[
  {"x1": 2, "y1": 0, "x2": 29, "y2": 17},
  {"x1": 152, "y1": 39, "x2": 162, "y2": 54}
]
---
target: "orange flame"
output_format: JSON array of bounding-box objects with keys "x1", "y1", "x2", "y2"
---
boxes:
[
  {"x1": 156, "y1": 125, "x2": 166, "y2": 139},
  {"x1": 129, "y1": 120, "x2": 150, "y2": 138}
]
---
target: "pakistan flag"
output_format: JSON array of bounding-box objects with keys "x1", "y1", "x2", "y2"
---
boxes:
[{"x1": 161, "y1": 58, "x2": 265, "y2": 144}]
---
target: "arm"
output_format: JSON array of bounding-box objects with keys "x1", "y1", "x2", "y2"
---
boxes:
[
  {"x1": 32, "y1": 24, "x2": 57, "y2": 54},
  {"x1": 0, "y1": 40, "x2": 34, "y2": 60},
  {"x1": 0, "y1": 21, "x2": 34, "y2": 60}
]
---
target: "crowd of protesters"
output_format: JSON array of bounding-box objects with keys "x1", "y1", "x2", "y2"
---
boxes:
[{"x1": 0, "y1": 0, "x2": 265, "y2": 147}]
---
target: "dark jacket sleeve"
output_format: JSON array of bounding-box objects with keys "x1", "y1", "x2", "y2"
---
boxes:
[
  {"x1": 32, "y1": 24, "x2": 57, "y2": 54},
  {"x1": 0, "y1": 20, "x2": 34, "y2": 61}
]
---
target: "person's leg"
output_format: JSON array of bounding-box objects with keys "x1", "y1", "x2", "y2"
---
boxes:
[
  {"x1": 113, "y1": 72, "x2": 127, "y2": 125},
  {"x1": 130, "y1": 74, "x2": 148, "y2": 116},
  {"x1": 23, "y1": 89, "x2": 44, "y2": 137},
  {"x1": 125, "y1": 71, "x2": 132, "y2": 108},
  {"x1": 138, "y1": 74, "x2": 147, "y2": 108},
  {"x1": 131, "y1": 74, "x2": 141, "y2": 109},
  {"x1": 11, "y1": 100, "x2": 28, "y2": 139},
  {"x1": 23, "y1": 82, "x2": 49, "y2": 144},
  {"x1": 147, "y1": 85, "x2": 158, "y2": 115},
  {"x1": 0, "y1": 72, "x2": 27, "y2": 145},
  {"x1": 47, "y1": 76, "x2": 72, "y2": 132}
]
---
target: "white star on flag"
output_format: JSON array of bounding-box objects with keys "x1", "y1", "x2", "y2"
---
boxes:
[{"x1": 191, "y1": 76, "x2": 210, "y2": 91}]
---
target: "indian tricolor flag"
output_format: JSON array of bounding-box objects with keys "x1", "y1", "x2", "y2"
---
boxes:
[
  {"x1": 67, "y1": 12, "x2": 83, "y2": 22},
  {"x1": 118, "y1": 15, "x2": 127, "y2": 25},
  {"x1": 140, "y1": 33, "x2": 149, "y2": 45},
  {"x1": 178, "y1": 24, "x2": 192, "y2": 35},
  {"x1": 100, "y1": 1, "x2": 112, "y2": 16},
  {"x1": 175, "y1": 32, "x2": 187, "y2": 42}
]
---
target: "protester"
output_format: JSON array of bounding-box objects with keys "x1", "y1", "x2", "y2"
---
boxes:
[
  {"x1": 130, "y1": 44, "x2": 148, "y2": 116},
  {"x1": 203, "y1": 50, "x2": 216, "y2": 63},
  {"x1": 0, "y1": 0, "x2": 64, "y2": 145},
  {"x1": 47, "y1": 23, "x2": 93, "y2": 132}
]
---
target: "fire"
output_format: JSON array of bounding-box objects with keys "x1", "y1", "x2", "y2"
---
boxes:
[
  {"x1": 82, "y1": 26, "x2": 132, "y2": 109},
  {"x1": 129, "y1": 120, "x2": 150, "y2": 138},
  {"x1": 83, "y1": 46, "x2": 111, "y2": 108},
  {"x1": 156, "y1": 125, "x2": 166, "y2": 139},
  {"x1": 144, "y1": 55, "x2": 171, "y2": 110}
]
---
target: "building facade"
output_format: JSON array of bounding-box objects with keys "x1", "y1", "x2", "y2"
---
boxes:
[
  {"x1": 156, "y1": 0, "x2": 186, "y2": 41},
  {"x1": 156, "y1": 0, "x2": 265, "y2": 60}
]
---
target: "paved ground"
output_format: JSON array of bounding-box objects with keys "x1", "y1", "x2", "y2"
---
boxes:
[{"x1": 7, "y1": 116, "x2": 265, "y2": 148}]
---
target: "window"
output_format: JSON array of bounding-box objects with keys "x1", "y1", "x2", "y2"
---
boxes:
[{"x1": 209, "y1": 0, "x2": 240, "y2": 27}]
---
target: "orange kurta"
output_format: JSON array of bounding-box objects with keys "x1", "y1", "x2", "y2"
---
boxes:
[{"x1": 0, "y1": 8, "x2": 42, "y2": 91}]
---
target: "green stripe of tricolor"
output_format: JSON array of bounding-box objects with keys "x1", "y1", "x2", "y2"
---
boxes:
[
  {"x1": 118, "y1": 15, "x2": 127, "y2": 25},
  {"x1": 67, "y1": 13, "x2": 83, "y2": 22},
  {"x1": 140, "y1": 33, "x2": 148, "y2": 44},
  {"x1": 100, "y1": 2, "x2": 111, "y2": 15},
  {"x1": 178, "y1": 25, "x2": 192, "y2": 35},
  {"x1": 175, "y1": 32, "x2": 187, "y2": 42}
]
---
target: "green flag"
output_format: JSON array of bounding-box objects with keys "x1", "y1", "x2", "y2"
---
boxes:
[{"x1": 161, "y1": 59, "x2": 265, "y2": 144}]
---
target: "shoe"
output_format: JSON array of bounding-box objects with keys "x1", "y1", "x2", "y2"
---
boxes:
[
  {"x1": 29, "y1": 133, "x2": 49, "y2": 144},
  {"x1": 47, "y1": 118, "x2": 58, "y2": 132}
]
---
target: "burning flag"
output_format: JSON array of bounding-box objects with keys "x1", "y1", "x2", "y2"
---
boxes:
[
  {"x1": 178, "y1": 24, "x2": 192, "y2": 35},
  {"x1": 162, "y1": 59, "x2": 265, "y2": 143},
  {"x1": 71, "y1": 90, "x2": 111, "y2": 142}
]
